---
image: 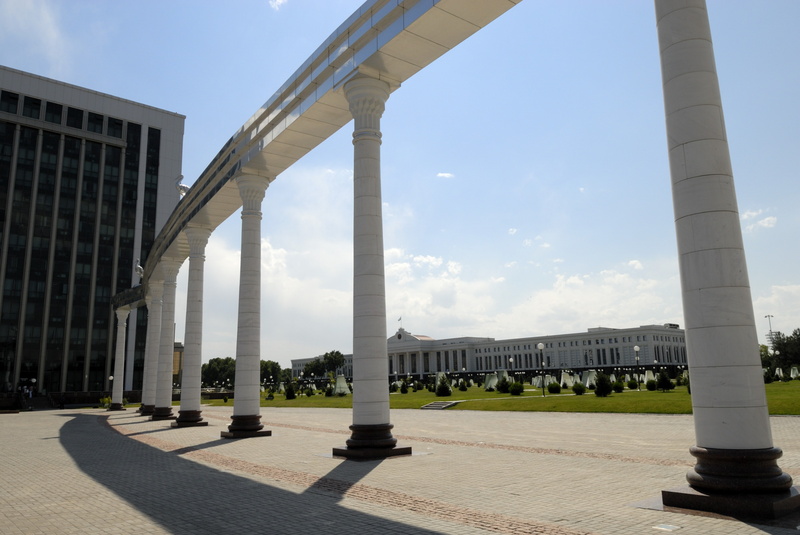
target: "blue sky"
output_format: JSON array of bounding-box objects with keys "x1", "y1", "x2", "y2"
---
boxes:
[{"x1": 2, "y1": 0, "x2": 798, "y2": 368}]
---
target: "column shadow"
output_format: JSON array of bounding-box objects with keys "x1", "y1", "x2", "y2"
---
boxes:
[{"x1": 58, "y1": 413, "x2": 439, "y2": 534}]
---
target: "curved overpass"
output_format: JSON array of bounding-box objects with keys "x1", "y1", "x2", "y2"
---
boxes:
[{"x1": 141, "y1": 0, "x2": 522, "y2": 282}]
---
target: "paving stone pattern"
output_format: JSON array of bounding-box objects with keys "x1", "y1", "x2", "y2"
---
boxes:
[{"x1": 2, "y1": 406, "x2": 800, "y2": 534}]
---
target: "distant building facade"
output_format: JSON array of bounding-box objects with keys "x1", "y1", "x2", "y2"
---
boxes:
[
  {"x1": 292, "y1": 324, "x2": 687, "y2": 380},
  {"x1": 0, "y1": 66, "x2": 184, "y2": 393}
]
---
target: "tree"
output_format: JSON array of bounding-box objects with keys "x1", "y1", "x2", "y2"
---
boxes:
[
  {"x1": 656, "y1": 369, "x2": 675, "y2": 392},
  {"x1": 202, "y1": 357, "x2": 236, "y2": 388},
  {"x1": 594, "y1": 372, "x2": 612, "y2": 397},
  {"x1": 323, "y1": 350, "x2": 345, "y2": 374},
  {"x1": 770, "y1": 329, "x2": 800, "y2": 373},
  {"x1": 302, "y1": 358, "x2": 326, "y2": 379},
  {"x1": 260, "y1": 360, "x2": 283, "y2": 387}
]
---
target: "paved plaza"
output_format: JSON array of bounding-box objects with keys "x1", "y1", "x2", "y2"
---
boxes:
[{"x1": 2, "y1": 405, "x2": 800, "y2": 534}]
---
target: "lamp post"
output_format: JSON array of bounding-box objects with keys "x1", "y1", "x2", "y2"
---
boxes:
[
  {"x1": 634, "y1": 345, "x2": 641, "y2": 391},
  {"x1": 537, "y1": 343, "x2": 545, "y2": 397}
]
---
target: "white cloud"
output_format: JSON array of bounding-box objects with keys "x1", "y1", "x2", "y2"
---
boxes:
[
  {"x1": 746, "y1": 216, "x2": 777, "y2": 232},
  {"x1": 540, "y1": 242, "x2": 551, "y2": 249},
  {"x1": 522, "y1": 239, "x2": 533, "y2": 247},
  {"x1": 741, "y1": 209, "x2": 763, "y2": 221},
  {"x1": 436, "y1": 172, "x2": 455, "y2": 178},
  {"x1": 628, "y1": 260, "x2": 644, "y2": 270},
  {"x1": 508, "y1": 228, "x2": 517, "y2": 235},
  {"x1": 269, "y1": 0, "x2": 288, "y2": 10},
  {"x1": 0, "y1": 0, "x2": 72, "y2": 76}
]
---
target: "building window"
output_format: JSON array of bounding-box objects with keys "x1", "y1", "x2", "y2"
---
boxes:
[
  {"x1": 107, "y1": 117, "x2": 123, "y2": 138},
  {"x1": 0, "y1": 90, "x2": 19, "y2": 113},
  {"x1": 66, "y1": 107, "x2": 84, "y2": 129},
  {"x1": 22, "y1": 96, "x2": 41, "y2": 119},
  {"x1": 88, "y1": 112, "x2": 104, "y2": 133},
  {"x1": 45, "y1": 102, "x2": 63, "y2": 124}
]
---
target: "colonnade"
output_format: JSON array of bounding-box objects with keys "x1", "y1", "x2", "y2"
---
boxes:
[
  {"x1": 105, "y1": 0, "x2": 797, "y2": 517},
  {"x1": 108, "y1": 74, "x2": 409, "y2": 456}
]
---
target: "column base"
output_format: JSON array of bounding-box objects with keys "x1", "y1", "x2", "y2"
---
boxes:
[
  {"x1": 107, "y1": 403, "x2": 126, "y2": 411},
  {"x1": 662, "y1": 485, "x2": 800, "y2": 519},
  {"x1": 171, "y1": 410, "x2": 208, "y2": 428},
  {"x1": 662, "y1": 446, "x2": 800, "y2": 519},
  {"x1": 139, "y1": 404, "x2": 155, "y2": 416},
  {"x1": 150, "y1": 406, "x2": 176, "y2": 421},
  {"x1": 220, "y1": 414, "x2": 271, "y2": 439},
  {"x1": 332, "y1": 423, "x2": 412, "y2": 460}
]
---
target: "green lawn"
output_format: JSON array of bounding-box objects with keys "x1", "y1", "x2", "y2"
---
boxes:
[{"x1": 198, "y1": 380, "x2": 800, "y2": 415}]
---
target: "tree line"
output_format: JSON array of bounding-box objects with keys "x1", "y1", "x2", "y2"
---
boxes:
[
  {"x1": 761, "y1": 328, "x2": 800, "y2": 374},
  {"x1": 199, "y1": 350, "x2": 345, "y2": 388}
]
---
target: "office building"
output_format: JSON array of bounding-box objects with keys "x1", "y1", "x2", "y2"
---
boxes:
[{"x1": 0, "y1": 66, "x2": 184, "y2": 393}]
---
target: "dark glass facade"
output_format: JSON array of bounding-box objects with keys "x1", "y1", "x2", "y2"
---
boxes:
[{"x1": 0, "y1": 72, "x2": 175, "y2": 395}]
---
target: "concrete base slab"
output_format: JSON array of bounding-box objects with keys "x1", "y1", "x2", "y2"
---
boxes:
[
  {"x1": 220, "y1": 429, "x2": 272, "y2": 439},
  {"x1": 662, "y1": 485, "x2": 800, "y2": 519},
  {"x1": 171, "y1": 420, "x2": 209, "y2": 428},
  {"x1": 332, "y1": 445, "x2": 412, "y2": 460}
]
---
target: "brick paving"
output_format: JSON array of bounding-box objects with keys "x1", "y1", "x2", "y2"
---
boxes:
[{"x1": 2, "y1": 406, "x2": 800, "y2": 534}]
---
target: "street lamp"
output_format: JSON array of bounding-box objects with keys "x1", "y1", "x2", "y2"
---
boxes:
[
  {"x1": 634, "y1": 345, "x2": 641, "y2": 391},
  {"x1": 537, "y1": 343, "x2": 545, "y2": 397}
]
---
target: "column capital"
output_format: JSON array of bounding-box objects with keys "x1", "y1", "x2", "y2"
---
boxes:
[
  {"x1": 115, "y1": 306, "x2": 131, "y2": 322},
  {"x1": 344, "y1": 76, "x2": 391, "y2": 141},
  {"x1": 236, "y1": 175, "x2": 270, "y2": 214},
  {"x1": 158, "y1": 258, "x2": 183, "y2": 283},
  {"x1": 184, "y1": 226, "x2": 212, "y2": 258}
]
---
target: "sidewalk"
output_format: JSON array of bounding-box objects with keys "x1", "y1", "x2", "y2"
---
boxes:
[{"x1": 2, "y1": 406, "x2": 799, "y2": 534}]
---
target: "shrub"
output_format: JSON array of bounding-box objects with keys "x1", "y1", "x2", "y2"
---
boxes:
[
  {"x1": 98, "y1": 396, "x2": 111, "y2": 408},
  {"x1": 285, "y1": 384, "x2": 296, "y2": 400},
  {"x1": 458, "y1": 379, "x2": 468, "y2": 392},
  {"x1": 588, "y1": 384, "x2": 596, "y2": 390},
  {"x1": 508, "y1": 381, "x2": 524, "y2": 396},
  {"x1": 485, "y1": 387, "x2": 495, "y2": 392},
  {"x1": 645, "y1": 379, "x2": 657, "y2": 391},
  {"x1": 324, "y1": 386, "x2": 332, "y2": 397},
  {"x1": 764, "y1": 371, "x2": 773, "y2": 384},
  {"x1": 400, "y1": 381, "x2": 409, "y2": 394},
  {"x1": 657, "y1": 370, "x2": 675, "y2": 392},
  {"x1": 627, "y1": 379, "x2": 639, "y2": 390},
  {"x1": 547, "y1": 382, "x2": 561, "y2": 394},
  {"x1": 781, "y1": 374, "x2": 792, "y2": 382},
  {"x1": 496, "y1": 377, "x2": 510, "y2": 394},
  {"x1": 612, "y1": 381, "x2": 625, "y2": 393},
  {"x1": 572, "y1": 382, "x2": 587, "y2": 395},
  {"x1": 389, "y1": 382, "x2": 398, "y2": 393},
  {"x1": 305, "y1": 388, "x2": 315, "y2": 397},
  {"x1": 594, "y1": 373, "x2": 613, "y2": 397},
  {"x1": 435, "y1": 375, "x2": 452, "y2": 397}
]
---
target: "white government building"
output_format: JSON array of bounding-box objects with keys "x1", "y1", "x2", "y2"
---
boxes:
[{"x1": 292, "y1": 323, "x2": 687, "y2": 380}]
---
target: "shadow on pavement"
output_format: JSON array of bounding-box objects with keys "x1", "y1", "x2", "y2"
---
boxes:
[{"x1": 59, "y1": 413, "x2": 439, "y2": 534}]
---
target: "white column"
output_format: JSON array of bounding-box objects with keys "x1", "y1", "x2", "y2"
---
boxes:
[
  {"x1": 173, "y1": 227, "x2": 211, "y2": 427},
  {"x1": 139, "y1": 280, "x2": 163, "y2": 415},
  {"x1": 109, "y1": 306, "x2": 130, "y2": 411},
  {"x1": 222, "y1": 174, "x2": 271, "y2": 438},
  {"x1": 152, "y1": 259, "x2": 182, "y2": 421},
  {"x1": 656, "y1": 0, "x2": 793, "y2": 502},
  {"x1": 333, "y1": 75, "x2": 410, "y2": 459}
]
